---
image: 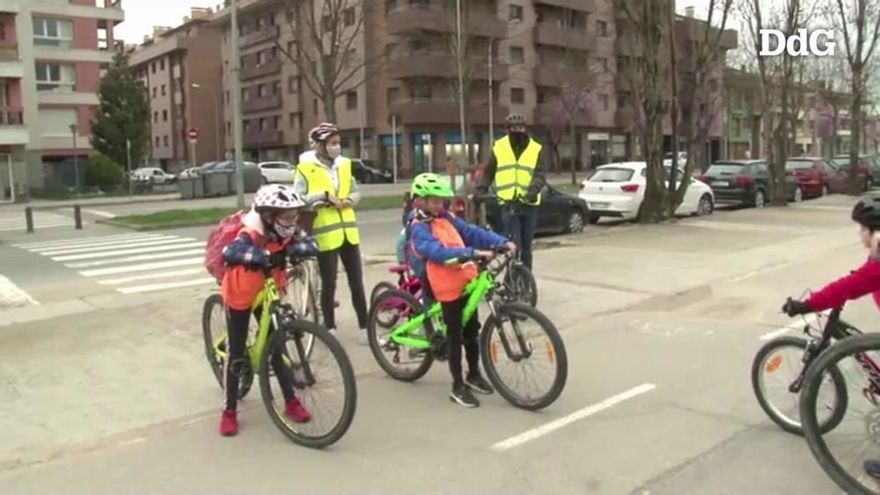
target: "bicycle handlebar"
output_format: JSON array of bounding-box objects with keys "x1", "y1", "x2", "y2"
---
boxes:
[{"x1": 444, "y1": 247, "x2": 511, "y2": 266}]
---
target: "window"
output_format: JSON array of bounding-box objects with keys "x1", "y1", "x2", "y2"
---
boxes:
[
  {"x1": 32, "y1": 17, "x2": 73, "y2": 48},
  {"x1": 600, "y1": 94, "x2": 609, "y2": 110},
  {"x1": 257, "y1": 83, "x2": 268, "y2": 96},
  {"x1": 344, "y1": 7, "x2": 356, "y2": 27},
  {"x1": 597, "y1": 20, "x2": 608, "y2": 37},
  {"x1": 257, "y1": 51, "x2": 266, "y2": 64},
  {"x1": 313, "y1": 98, "x2": 318, "y2": 114},
  {"x1": 152, "y1": 87, "x2": 157, "y2": 98},
  {"x1": 151, "y1": 62, "x2": 156, "y2": 74},
  {"x1": 509, "y1": 4, "x2": 523, "y2": 22},
  {"x1": 346, "y1": 91, "x2": 358, "y2": 110},
  {"x1": 597, "y1": 57, "x2": 608, "y2": 71},
  {"x1": 286, "y1": 10, "x2": 294, "y2": 23},
  {"x1": 511, "y1": 87, "x2": 525, "y2": 104},
  {"x1": 35, "y1": 62, "x2": 75, "y2": 91},
  {"x1": 259, "y1": 117, "x2": 268, "y2": 130},
  {"x1": 162, "y1": 110, "x2": 168, "y2": 121},
  {"x1": 155, "y1": 136, "x2": 160, "y2": 147},
  {"x1": 160, "y1": 59, "x2": 165, "y2": 71},
  {"x1": 163, "y1": 135, "x2": 169, "y2": 146},
  {"x1": 288, "y1": 76, "x2": 300, "y2": 93},
  {"x1": 289, "y1": 112, "x2": 299, "y2": 129},
  {"x1": 387, "y1": 87, "x2": 400, "y2": 105},
  {"x1": 271, "y1": 46, "x2": 279, "y2": 59},
  {"x1": 733, "y1": 117, "x2": 742, "y2": 135},
  {"x1": 411, "y1": 83, "x2": 431, "y2": 99},
  {"x1": 385, "y1": 42, "x2": 398, "y2": 59},
  {"x1": 273, "y1": 81, "x2": 281, "y2": 94},
  {"x1": 408, "y1": 38, "x2": 429, "y2": 53},
  {"x1": 510, "y1": 46, "x2": 525, "y2": 64},
  {"x1": 153, "y1": 111, "x2": 158, "y2": 123},
  {"x1": 273, "y1": 116, "x2": 281, "y2": 129},
  {"x1": 385, "y1": 0, "x2": 398, "y2": 13},
  {"x1": 322, "y1": 15, "x2": 332, "y2": 32},
  {"x1": 287, "y1": 41, "x2": 297, "y2": 56},
  {"x1": 161, "y1": 84, "x2": 166, "y2": 96}
]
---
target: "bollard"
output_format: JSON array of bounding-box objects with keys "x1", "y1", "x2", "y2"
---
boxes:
[
  {"x1": 74, "y1": 204, "x2": 83, "y2": 230},
  {"x1": 24, "y1": 207, "x2": 33, "y2": 234}
]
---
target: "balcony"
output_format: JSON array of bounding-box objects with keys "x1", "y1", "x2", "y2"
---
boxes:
[
  {"x1": 242, "y1": 93, "x2": 282, "y2": 113},
  {"x1": 243, "y1": 128, "x2": 283, "y2": 146},
  {"x1": 0, "y1": 107, "x2": 27, "y2": 145},
  {"x1": 615, "y1": 108, "x2": 636, "y2": 129},
  {"x1": 535, "y1": 0, "x2": 595, "y2": 10},
  {"x1": 389, "y1": 99, "x2": 506, "y2": 125},
  {"x1": 386, "y1": 5, "x2": 507, "y2": 39},
  {"x1": 240, "y1": 25, "x2": 279, "y2": 48},
  {"x1": 387, "y1": 53, "x2": 509, "y2": 81},
  {"x1": 241, "y1": 58, "x2": 281, "y2": 81},
  {"x1": 534, "y1": 23, "x2": 595, "y2": 50},
  {"x1": 534, "y1": 102, "x2": 594, "y2": 126},
  {"x1": 533, "y1": 64, "x2": 594, "y2": 88}
]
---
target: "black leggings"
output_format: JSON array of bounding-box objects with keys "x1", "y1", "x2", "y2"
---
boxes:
[
  {"x1": 441, "y1": 296, "x2": 481, "y2": 387},
  {"x1": 317, "y1": 240, "x2": 368, "y2": 329},
  {"x1": 224, "y1": 307, "x2": 295, "y2": 410}
]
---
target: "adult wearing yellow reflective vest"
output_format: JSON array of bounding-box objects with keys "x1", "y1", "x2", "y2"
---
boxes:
[
  {"x1": 294, "y1": 122, "x2": 369, "y2": 345},
  {"x1": 480, "y1": 113, "x2": 547, "y2": 270}
]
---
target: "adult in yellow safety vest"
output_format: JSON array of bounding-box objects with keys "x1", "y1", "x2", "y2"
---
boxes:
[
  {"x1": 479, "y1": 113, "x2": 547, "y2": 270},
  {"x1": 293, "y1": 122, "x2": 369, "y2": 345}
]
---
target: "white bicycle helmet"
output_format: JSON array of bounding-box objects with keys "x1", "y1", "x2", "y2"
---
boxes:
[
  {"x1": 308, "y1": 122, "x2": 339, "y2": 147},
  {"x1": 253, "y1": 184, "x2": 306, "y2": 213}
]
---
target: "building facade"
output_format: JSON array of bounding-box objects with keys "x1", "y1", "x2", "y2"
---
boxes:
[
  {"x1": 0, "y1": 0, "x2": 124, "y2": 199},
  {"x1": 128, "y1": 8, "x2": 224, "y2": 173}
]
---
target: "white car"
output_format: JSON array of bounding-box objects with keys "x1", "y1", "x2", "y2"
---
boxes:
[
  {"x1": 663, "y1": 151, "x2": 688, "y2": 167},
  {"x1": 131, "y1": 167, "x2": 176, "y2": 184},
  {"x1": 579, "y1": 161, "x2": 714, "y2": 221},
  {"x1": 178, "y1": 167, "x2": 200, "y2": 180},
  {"x1": 258, "y1": 161, "x2": 295, "y2": 183}
]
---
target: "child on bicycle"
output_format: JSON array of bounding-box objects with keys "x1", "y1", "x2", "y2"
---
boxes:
[
  {"x1": 219, "y1": 184, "x2": 319, "y2": 436},
  {"x1": 782, "y1": 193, "x2": 880, "y2": 478},
  {"x1": 409, "y1": 173, "x2": 516, "y2": 408}
]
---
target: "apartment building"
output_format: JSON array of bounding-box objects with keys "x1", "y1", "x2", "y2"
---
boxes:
[
  {"x1": 207, "y1": 0, "x2": 736, "y2": 176},
  {"x1": 128, "y1": 8, "x2": 224, "y2": 173},
  {"x1": 0, "y1": 0, "x2": 124, "y2": 199}
]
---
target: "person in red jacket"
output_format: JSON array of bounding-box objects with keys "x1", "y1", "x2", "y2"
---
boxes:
[{"x1": 782, "y1": 194, "x2": 880, "y2": 480}]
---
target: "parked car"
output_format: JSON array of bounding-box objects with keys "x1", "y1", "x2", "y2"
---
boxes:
[
  {"x1": 785, "y1": 157, "x2": 834, "y2": 198},
  {"x1": 353, "y1": 159, "x2": 393, "y2": 183},
  {"x1": 199, "y1": 161, "x2": 222, "y2": 174},
  {"x1": 579, "y1": 162, "x2": 715, "y2": 221},
  {"x1": 131, "y1": 167, "x2": 176, "y2": 185},
  {"x1": 212, "y1": 160, "x2": 257, "y2": 172},
  {"x1": 480, "y1": 184, "x2": 591, "y2": 234},
  {"x1": 698, "y1": 159, "x2": 801, "y2": 207},
  {"x1": 258, "y1": 161, "x2": 295, "y2": 183},
  {"x1": 833, "y1": 154, "x2": 876, "y2": 190},
  {"x1": 663, "y1": 151, "x2": 687, "y2": 167},
  {"x1": 178, "y1": 167, "x2": 200, "y2": 180}
]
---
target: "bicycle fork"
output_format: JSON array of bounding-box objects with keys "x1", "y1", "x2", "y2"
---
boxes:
[
  {"x1": 272, "y1": 308, "x2": 317, "y2": 388},
  {"x1": 485, "y1": 301, "x2": 533, "y2": 363}
]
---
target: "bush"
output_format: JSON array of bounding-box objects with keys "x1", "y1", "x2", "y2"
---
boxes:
[{"x1": 86, "y1": 153, "x2": 123, "y2": 191}]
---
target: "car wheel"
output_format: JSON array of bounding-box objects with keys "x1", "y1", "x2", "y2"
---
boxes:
[
  {"x1": 588, "y1": 214, "x2": 600, "y2": 225},
  {"x1": 753, "y1": 189, "x2": 766, "y2": 208},
  {"x1": 261, "y1": 175, "x2": 269, "y2": 184},
  {"x1": 565, "y1": 210, "x2": 585, "y2": 234},
  {"x1": 793, "y1": 186, "x2": 803, "y2": 203},
  {"x1": 697, "y1": 194, "x2": 714, "y2": 216}
]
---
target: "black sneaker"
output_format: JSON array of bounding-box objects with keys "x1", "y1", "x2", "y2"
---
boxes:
[
  {"x1": 449, "y1": 383, "x2": 480, "y2": 408},
  {"x1": 465, "y1": 373, "x2": 494, "y2": 395}
]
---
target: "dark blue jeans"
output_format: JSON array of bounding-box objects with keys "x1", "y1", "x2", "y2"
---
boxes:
[{"x1": 501, "y1": 205, "x2": 537, "y2": 270}]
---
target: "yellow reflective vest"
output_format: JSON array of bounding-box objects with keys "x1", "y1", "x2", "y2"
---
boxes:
[
  {"x1": 296, "y1": 159, "x2": 360, "y2": 251},
  {"x1": 492, "y1": 136, "x2": 542, "y2": 205}
]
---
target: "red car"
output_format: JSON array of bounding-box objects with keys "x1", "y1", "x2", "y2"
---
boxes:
[
  {"x1": 832, "y1": 154, "x2": 874, "y2": 191},
  {"x1": 785, "y1": 157, "x2": 834, "y2": 198}
]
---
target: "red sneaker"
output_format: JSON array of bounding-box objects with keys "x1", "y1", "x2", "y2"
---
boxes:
[
  {"x1": 219, "y1": 409, "x2": 238, "y2": 437},
  {"x1": 285, "y1": 398, "x2": 312, "y2": 423}
]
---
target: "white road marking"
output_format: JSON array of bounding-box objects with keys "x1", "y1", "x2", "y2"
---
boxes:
[
  {"x1": 118, "y1": 277, "x2": 215, "y2": 294},
  {"x1": 14, "y1": 233, "x2": 161, "y2": 249},
  {"x1": 99, "y1": 267, "x2": 207, "y2": 285},
  {"x1": 0, "y1": 274, "x2": 38, "y2": 307},
  {"x1": 24, "y1": 234, "x2": 170, "y2": 252},
  {"x1": 731, "y1": 261, "x2": 794, "y2": 282},
  {"x1": 65, "y1": 248, "x2": 206, "y2": 268},
  {"x1": 51, "y1": 241, "x2": 206, "y2": 261},
  {"x1": 38, "y1": 237, "x2": 186, "y2": 256},
  {"x1": 79, "y1": 257, "x2": 203, "y2": 277},
  {"x1": 83, "y1": 209, "x2": 116, "y2": 218},
  {"x1": 759, "y1": 312, "x2": 826, "y2": 341},
  {"x1": 489, "y1": 383, "x2": 657, "y2": 451}
]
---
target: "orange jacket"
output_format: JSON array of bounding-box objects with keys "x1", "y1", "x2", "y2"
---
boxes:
[{"x1": 423, "y1": 218, "x2": 478, "y2": 302}]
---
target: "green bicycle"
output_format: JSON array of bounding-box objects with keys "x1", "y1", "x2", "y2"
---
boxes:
[
  {"x1": 202, "y1": 261, "x2": 357, "y2": 448},
  {"x1": 367, "y1": 250, "x2": 567, "y2": 410}
]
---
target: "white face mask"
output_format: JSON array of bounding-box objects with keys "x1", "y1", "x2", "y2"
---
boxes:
[
  {"x1": 326, "y1": 144, "x2": 342, "y2": 159},
  {"x1": 274, "y1": 222, "x2": 297, "y2": 239}
]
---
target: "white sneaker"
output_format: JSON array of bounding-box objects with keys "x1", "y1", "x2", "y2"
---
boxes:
[{"x1": 357, "y1": 328, "x2": 369, "y2": 346}]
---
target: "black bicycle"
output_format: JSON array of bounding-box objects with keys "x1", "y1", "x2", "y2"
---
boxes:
[
  {"x1": 751, "y1": 300, "x2": 854, "y2": 435},
  {"x1": 800, "y1": 328, "x2": 880, "y2": 494}
]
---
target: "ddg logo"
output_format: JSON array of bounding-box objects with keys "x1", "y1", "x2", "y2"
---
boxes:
[{"x1": 759, "y1": 28, "x2": 836, "y2": 57}]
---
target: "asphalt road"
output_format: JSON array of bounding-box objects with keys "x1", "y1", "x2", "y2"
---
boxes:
[{"x1": 0, "y1": 194, "x2": 875, "y2": 494}]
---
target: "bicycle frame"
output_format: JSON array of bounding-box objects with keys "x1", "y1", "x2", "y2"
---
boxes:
[{"x1": 211, "y1": 276, "x2": 282, "y2": 371}]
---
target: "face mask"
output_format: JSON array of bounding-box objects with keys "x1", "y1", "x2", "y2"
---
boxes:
[
  {"x1": 274, "y1": 222, "x2": 297, "y2": 239},
  {"x1": 326, "y1": 144, "x2": 342, "y2": 159}
]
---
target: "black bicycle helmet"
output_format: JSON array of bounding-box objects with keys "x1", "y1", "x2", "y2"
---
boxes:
[{"x1": 852, "y1": 193, "x2": 880, "y2": 230}]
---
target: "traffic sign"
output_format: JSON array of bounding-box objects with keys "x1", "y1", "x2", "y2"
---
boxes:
[{"x1": 186, "y1": 128, "x2": 199, "y2": 141}]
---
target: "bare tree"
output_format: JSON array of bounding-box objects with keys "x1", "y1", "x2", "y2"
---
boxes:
[
  {"x1": 539, "y1": 86, "x2": 598, "y2": 184},
  {"x1": 830, "y1": 0, "x2": 880, "y2": 193},
  {"x1": 272, "y1": 0, "x2": 381, "y2": 123}
]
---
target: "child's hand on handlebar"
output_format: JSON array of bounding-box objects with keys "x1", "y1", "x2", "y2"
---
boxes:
[
  {"x1": 475, "y1": 250, "x2": 495, "y2": 260},
  {"x1": 782, "y1": 298, "x2": 813, "y2": 317}
]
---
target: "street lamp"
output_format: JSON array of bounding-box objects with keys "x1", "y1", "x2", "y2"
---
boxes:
[{"x1": 69, "y1": 123, "x2": 79, "y2": 193}]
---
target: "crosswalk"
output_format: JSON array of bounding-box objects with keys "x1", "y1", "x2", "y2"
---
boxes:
[
  {"x1": 0, "y1": 210, "x2": 80, "y2": 232},
  {"x1": 13, "y1": 233, "x2": 216, "y2": 295}
]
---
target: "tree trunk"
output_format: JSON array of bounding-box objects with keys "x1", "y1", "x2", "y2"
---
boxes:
[
  {"x1": 849, "y1": 65, "x2": 864, "y2": 194},
  {"x1": 322, "y1": 90, "x2": 337, "y2": 124},
  {"x1": 569, "y1": 122, "x2": 577, "y2": 185}
]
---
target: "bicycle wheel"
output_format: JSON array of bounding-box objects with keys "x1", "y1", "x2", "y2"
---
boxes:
[
  {"x1": 480, "y1": 302, "x2": 567, "y2": 410},
  {"x1": 751, "y1": 336, "x2": 847, "y2": 435},
  {"x1": 370, "y1": 281, "x2": 397, "y2": 304},
  {"x1": 367, "y1": 288, "x2": 434, "y2": 382},
  {"x1": 801, "y1": 334, "x2": 880, "y2": 495},
  {"x1": 285, "y1": 265, "x2": 318, "y2": 358},
  {"x1": 201, "y1": 294, "x2": 254, "y2": 399},
  {"x1": 504, "y1": 263, "x2": 538, "y2": 307},
  {"x1": 259, "y1": 318, "x2": 357, "y2": 448}
]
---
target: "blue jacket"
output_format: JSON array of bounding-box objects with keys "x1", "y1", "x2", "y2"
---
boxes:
[{"x1": 411, "y1": 211, "x2": 508, "y2": 264}]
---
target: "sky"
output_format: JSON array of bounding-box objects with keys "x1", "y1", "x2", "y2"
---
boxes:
[{"x1": 114, "y1": 0, "x2": 218, "y2": 44}]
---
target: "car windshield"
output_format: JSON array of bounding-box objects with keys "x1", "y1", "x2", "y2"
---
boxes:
[
  {"x1": 785, "y1": 160, "x2": 813, "y2": 171},
  {"x1": 707, "y1": 163, "x2": 744, "y2": 175},
  {"x1": 588, "y1": 167, "x2": 635, "y2": 182}
]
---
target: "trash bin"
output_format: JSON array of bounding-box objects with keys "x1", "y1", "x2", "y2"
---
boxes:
[
  {"x1": 193, "y1": 175, "x2": 205, "y2": 198},
  {"x1": 179, "y1": 178, "x2": 195, "y2": 199},
  {"x1": 205, "y1": 172, "x2": 230, "y2": 197}
]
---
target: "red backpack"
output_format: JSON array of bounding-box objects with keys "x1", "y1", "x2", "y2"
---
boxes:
[{"x1": 204, "y1": 210, "x2": 247, "y2": 284}]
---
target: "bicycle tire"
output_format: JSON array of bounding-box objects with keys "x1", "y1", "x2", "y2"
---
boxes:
[
  {"x1": 750, "y1": 336, "x2": 847, "y2": 435},
  {"x1": 201, "y1": 294, "x2": 253, "y2": 400},
  {"x1": 800, "y1": 333, "x2": 879, "y2": 495},
  {"x1": 480, "y1": 302, "x2": 567, "y2": 410},
  {"x1": 370, "y1": 281, "x2": 397, "y2": 304},
  {"x1": 285, "y1": 267, "x2": 318, "y2": 359},
  {"x1": 367, "y1": 288, "x2": 434, "y2": 382},
  {"x1": 258, "y1": 319, "x2": 357, "y2": 449},
  {"x1": 505, "y1": 263, "x2": 538, "y2": 307}
]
